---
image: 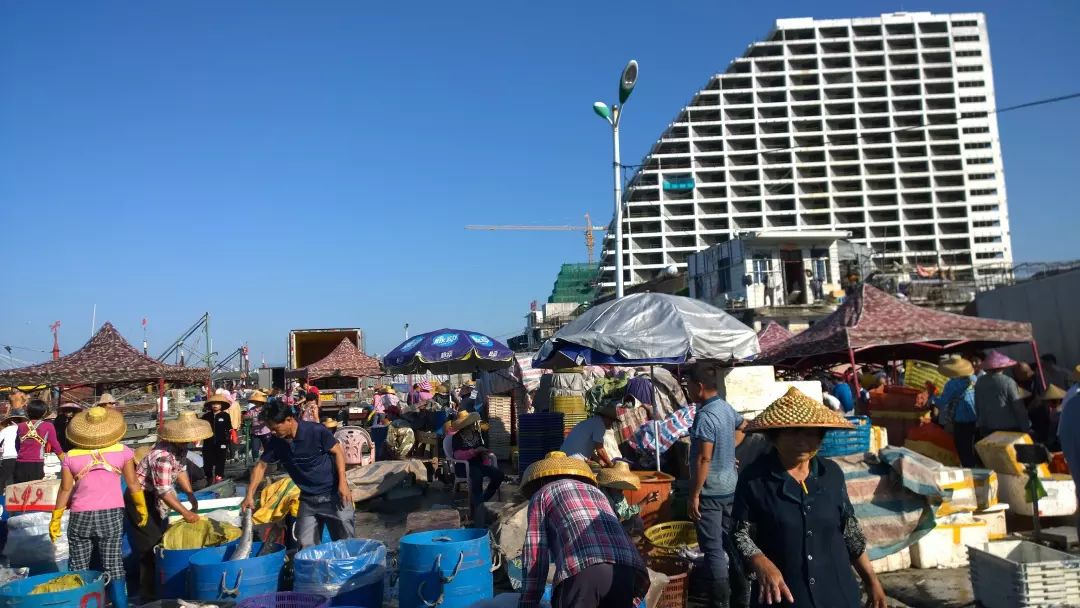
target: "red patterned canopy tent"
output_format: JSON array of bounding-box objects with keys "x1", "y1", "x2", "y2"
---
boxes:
[
  {"x1": 763, "y1": 284, "x2": 1035, "y2": 371},
  {"x1": 0, "y1": 322, "x2": 207, "y2": 385},
  {"x1": 756, "y1": 322, "x2": 794, "y2": 357},
  {"x1": 302, "y1": 338, "x2": 382, "y2": 380}
]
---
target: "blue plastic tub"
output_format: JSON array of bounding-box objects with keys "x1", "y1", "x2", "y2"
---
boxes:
[
  {"x1": 188, "y1": 542, "x2": 285, "y2": 602},
  {"x1": 399, "y1": 528, "x2": 492, "y2": 608},
  {"x1": 294, "y1": 538, "x2": 386, "y2": 607},
  {"x1": 0, "y1": 569, "x2": 106, "y2": 608},
  {"x1": 155, "y1": 539, "x2": 240, "y2": 599}
]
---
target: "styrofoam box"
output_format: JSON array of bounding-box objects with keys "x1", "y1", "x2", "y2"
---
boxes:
[
  {"x1": 718, "y1": 365, "x2": 823, "y2": 417},
  {"x1": 998, "y1": 473, "x2": 1077, "y2": 517},
  {"x1": 973, "y1": 505, "x2": 1009, "y2": 540},
  {"x1": 871, "y1": 547, "x2": 910, "y2": 573},
  {"x1": 969, "y1": 540, "x2": 1080, "y2": 608},
  {"x1": 911, "y1": 519, "x2": 989, "y2": 568},
  {"x1": 970, "y1": 468, "x2": 999, "y2": 510}
]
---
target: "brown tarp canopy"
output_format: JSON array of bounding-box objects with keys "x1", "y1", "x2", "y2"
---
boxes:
[
  {"x1": 0, "y1": 322, "x2": 207, "y2": 385},
  {"x1": 756, "y1": 322, "x2": 794, "y2": 356},
  {"x1": 763, "y1": 284, "x2": 1033, "y2": 368},
  {"x1": 301, "y1": 338, "x2": 382, "y2": 380}
]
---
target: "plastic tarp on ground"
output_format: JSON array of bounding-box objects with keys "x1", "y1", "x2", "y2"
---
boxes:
[
  {"x1": 345, "y1": 459, "x2": 428, "y2": 503},
  {"x1": 534, "y1": 293, "x2": 760, "y2": 368},
  {"x1": 294, "y1": 538, "x2": 387, "y2": 597},
  {"x1": 763, "y1": 284, "x2": 1034, "y2": 368}
]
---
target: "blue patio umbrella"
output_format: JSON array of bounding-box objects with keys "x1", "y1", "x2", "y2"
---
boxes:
[{"x1": 382, "y1": 328, "x2": 515, "y2": 375}]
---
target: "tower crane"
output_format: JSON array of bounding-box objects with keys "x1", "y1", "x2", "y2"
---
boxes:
[{"x1": 465, "y1": 213, "x2": 608, "y2": 264}]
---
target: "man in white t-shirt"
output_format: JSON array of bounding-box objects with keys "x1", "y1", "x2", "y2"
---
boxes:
[{"x1": 560, "y1": 405, "x2": 620, "y2": 466}]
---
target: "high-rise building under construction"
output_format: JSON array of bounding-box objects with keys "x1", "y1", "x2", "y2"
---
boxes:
[{"x1": 599, "y1": 12, "x2": 1012, "y2": 289}]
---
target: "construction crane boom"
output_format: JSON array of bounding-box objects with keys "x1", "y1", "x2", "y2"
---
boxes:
[{"x1": 465, "y1": 213, "x2": 608, "y2": 264}]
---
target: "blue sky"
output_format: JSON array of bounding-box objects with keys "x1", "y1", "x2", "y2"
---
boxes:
[{"x1": 2, "y1": 1, "x2": 1078, "y2": 365}]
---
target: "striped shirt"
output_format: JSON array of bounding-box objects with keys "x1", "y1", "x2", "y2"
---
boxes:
[{"x1": 520, "y1": 478, "x2": 648, "y2": 608}]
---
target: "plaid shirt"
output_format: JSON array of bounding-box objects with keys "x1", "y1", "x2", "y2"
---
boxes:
[
  {"x1": 631, "y1": 404, "x2": 697, "y2": 458},
  {"x1": 520, "y1": 478, "x2": 648, "y2": 608},
  {"x1": 136, "y1": 442, "x2": 185, "y2": 518}
]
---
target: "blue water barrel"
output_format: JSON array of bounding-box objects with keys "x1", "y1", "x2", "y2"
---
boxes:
[
  {"x1": 399, "y1": 528, "x2": 492, "y2": 608},
  {"x1": 188, "y1": 542, "x2": 285, "y2": 602},
  {"x1": 0, "y1": 569, "x2": 106, "y2": 608},
  {"x1": 155, "y1": 539, "x2": 239, "y2": 599}
]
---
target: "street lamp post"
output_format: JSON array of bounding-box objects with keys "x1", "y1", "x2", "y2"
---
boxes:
[{"x1": 594, "y1": 59, "x2": 638, "y2": 299}]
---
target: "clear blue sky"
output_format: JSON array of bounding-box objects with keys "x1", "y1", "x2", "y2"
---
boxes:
[{"x1": 2, "y1": 1, "x2": 1077, "y2": 364}]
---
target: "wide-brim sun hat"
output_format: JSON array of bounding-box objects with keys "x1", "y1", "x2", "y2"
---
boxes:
[
  {"x1": 205, "y1": 393, "x2": 231, "y2": 407},
  {"x1": 450, "y1": 410, "x2": 481, "y2": 432},
  {"x1": 248, "y1": 390, "x2": 268, "y2": 404},
  {"x1": 160, "y1": 411, "x2": 214, "y2": 443},
  {"x1": 520, "y1": 450, "x2": 597, "y2": 490},
  {"x1": 66, "y1": 406, "x2": 128, "y2": 449},
  {"x1": 745, "y1": 387, "x2": 855, "y2": 433},
  {"x1": 1042, "y1": 384, "x2": 1067, "y2": 401},
  {"x1": 982, "y1": 350, "x2": 1018, "y2": 371},
  {"x1": 3, "y1": 408, "x2": 28, "y2": 423},
  {"x1": 939, "y1": 356, "x2": 975, "y2": 378},
  {"x1": 95, "y1": 393, "x2": 119, "y2": 406},
  {"x1": 133, "y1": 445, "x2": 151, "y2": 463},
  {"x1": 58, "y1": 402, "x2": 85, "y2": 412},
  {"x1": 322, "y1": 418, "x2": 339, "y2": 429},
  {"x1": 597, "y1": 461, "x2": 641, "y2": 491}
]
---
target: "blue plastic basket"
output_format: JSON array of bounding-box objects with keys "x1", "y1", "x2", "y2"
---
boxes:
[{"x1": 820, "y1": 415, "x2": 871, "y2": 457}]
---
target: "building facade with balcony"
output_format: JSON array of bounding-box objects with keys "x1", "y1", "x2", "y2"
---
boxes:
[{"x1": 599, "y1": 12, "x2": 1013, "y2": 291}]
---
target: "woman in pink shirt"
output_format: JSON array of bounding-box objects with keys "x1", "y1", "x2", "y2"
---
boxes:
[
  {"x1": 52, "y1": 406, "x2": 148, "y2": 608},
  {"x1": 14, "y1": 399, "x2": 65, "y2": 483}
]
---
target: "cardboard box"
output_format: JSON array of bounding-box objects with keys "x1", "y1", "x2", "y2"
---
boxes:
[{"x1": 910, "y1": 518, "x2": 990, "y2": 568}]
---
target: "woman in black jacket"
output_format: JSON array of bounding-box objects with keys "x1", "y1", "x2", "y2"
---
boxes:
[{"x1": 201, "y1": 394, "x2": 232, "y2": 483}]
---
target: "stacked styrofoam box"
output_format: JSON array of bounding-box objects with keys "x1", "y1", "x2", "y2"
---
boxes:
[
  {"x1": 870, "y1": 547, "x2": 911, "y2": 573},
  {"x1": 969, "y1": 540, "x2": 1080, "y2": 608},
  {"x1": 998, "y1": 473, "x2": 1077, "y2": 517},
  {"x1": 717, "y1": 365, "x2": 823, "y2": 417},
  {"x1": 910, "y1": 516, "x2": 989, "y2": 568},
  {"x1": 970, "y1": 468, "x2": 999, "y2": 510},
  {"x1": 973, "y1": 505, "x2": 1009, "y2": 540}
]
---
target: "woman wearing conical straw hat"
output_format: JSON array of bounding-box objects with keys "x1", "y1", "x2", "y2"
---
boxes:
[
  {"x1": 126, "y1": 410, "x2": 212, "y2": 600},
  {"x1": 51, "y1": 406, "x2": 149, "y2": 608},
  {"x1": 518, "y1": 451, "x2": 649, "y2": 608},
  {"x1": 596, "y1": 460, "x2": 657, "y2": 536},
  {"x1": 731, "y1": 388, "x2": 886, "y2": 608},
  {"x1": 929, "y1": 356, "x2": 979, "y2": 467}
]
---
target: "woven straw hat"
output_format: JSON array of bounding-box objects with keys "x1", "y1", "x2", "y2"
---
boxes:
[
  {"x1": 205, "y1": 393, "x2": 231, "y2": 407},
  {"x1": 1019, "y1": 387, "x2": 1033, "y2": 400},
  {"x1": 66, "y1": 406, "x2": 127, "y2": 449},
  {"x1": 450, "y1": 410, "x2": 480, "y2": 431},
  {"x1": 322, "y1": 417, "x2": 339, "y2": 430},
  {"x1": 160, "y1": 411, "x2": 213, "y2": 443},
  {"x1": 435, "y1": 385, "x2": 450, "y2": 395},
  {"x1": 982, "y1": 350, "x2": 1017, "y2": 371},
  {"x1": 95, "y1": 393, "x2": 118, "y2": 406},
  {"x1": 8, "y1": 391, "x2": 27, "y2": 410},
  {"x1": 938, "y1": 357, "x2": 975, "y2": 378},
  {"x1": 520, "y1": 450, "x2": 597, "y2": 489},
  {"x1": 377, "y1": 385, "x2": 395, "y2": 395},
  {"x1": 1042, "y1": 384, "x2": 1067, "y2": 401},
  {"x1": 133, "y1": 445, "x2": 151, "y2": 464},
  {"x1": 858, "y1": 372, "x2": 881, "y2": 390},
  {"x1": 597, "y1": 461, "x2": 641, "y2": 491},
  {"x1": 58, "y1": 402, "x2": 85, "y2": 412},
  {"x1": 745, "y1": 387, "x2": 855, "y2": 433},
  {"x1": 248, "y1": 390, "x2": 268, "y2": 404}
]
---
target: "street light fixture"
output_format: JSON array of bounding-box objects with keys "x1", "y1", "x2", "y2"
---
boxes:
[{"x1": 595, "y1": 59, "x2": 638, "y2": 299}]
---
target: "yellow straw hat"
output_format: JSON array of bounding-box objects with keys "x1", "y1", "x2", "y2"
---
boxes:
[
  {"x1": 450, "y1": 410, "x2": 481, "y2": 432},
  {"x1": 745, "y1": 387, "x2": 855, "y2": 433},
  {"x1": 1042, "y1": 384, "x2": 1067, "y2": 401},
  {"x1": 205, "y1": 393, "x2": 231, "y2": 407},
  {"x1": 858, "y1": 372, "x2": 881, "y2": 390},
  {"x1": 596, "y1": 461, "x2": 641, "y2": 491},
  {"x1": 322, "y1": 417, "x2": 339, "y2": 430},
  {"x1": 520, "y1": 450, "x2": 596, "y2": 490},
  {"x1": 66, "y1": 406, "x2": 128, "y2": 449},
  {"x1": 938, "y1": 356, "x2": 975, "y2": 378},
  {"x1": 95, "y1": 393, "x2": 119, "y2": 407},
  {"x1": 160, "y1": 411, "x2": 213, "y2": 443},
  {"x1": 1019, "y1": 387, "x2": 1033, "y2": 400},
  {"x1": 247, "y1": 390, "x2": 268, "y2": 404}
]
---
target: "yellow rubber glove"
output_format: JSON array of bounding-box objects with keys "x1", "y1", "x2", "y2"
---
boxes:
[
  {"x1": 49, "y1": 507, "x2": 65, "y2": 542},
  {"x1": 131, "y1": 491, "x2": 150, "y2": 527}
]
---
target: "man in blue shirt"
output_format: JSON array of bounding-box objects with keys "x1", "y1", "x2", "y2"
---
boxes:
[
  {"x1": 687, "y1": 362, "x2": 746, "y2": 608},
  {"x1": 831, "y1": 372, "x2": 856, "y2": 413},
  {"x1": 242, "y1": 399, "x2": 354, "y2": 547}
]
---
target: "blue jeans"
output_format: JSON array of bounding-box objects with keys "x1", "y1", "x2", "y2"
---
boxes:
[{"x1": 696, "y1": 497, "x2": 731, "y2": 607}]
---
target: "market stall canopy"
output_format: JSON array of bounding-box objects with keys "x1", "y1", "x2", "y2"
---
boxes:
[
  {"x1": 382, "y1": 328, "x2": 515, "y2": 375},
  {"x1": 0, "y1": 322, "x2": 208, "y2": 385},
  {"x1": 756, "y1": 322, "x2": 794, "y2": 356},
  {"x1": 301, "y1": 338, "x2": 382, "y2": 380},
  {"x1": 763, "y1": 284, "x2": 1034, "y2": 368},
  {"x1": 533, "y1": 292, "x2": 760, "y2": 368}
]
